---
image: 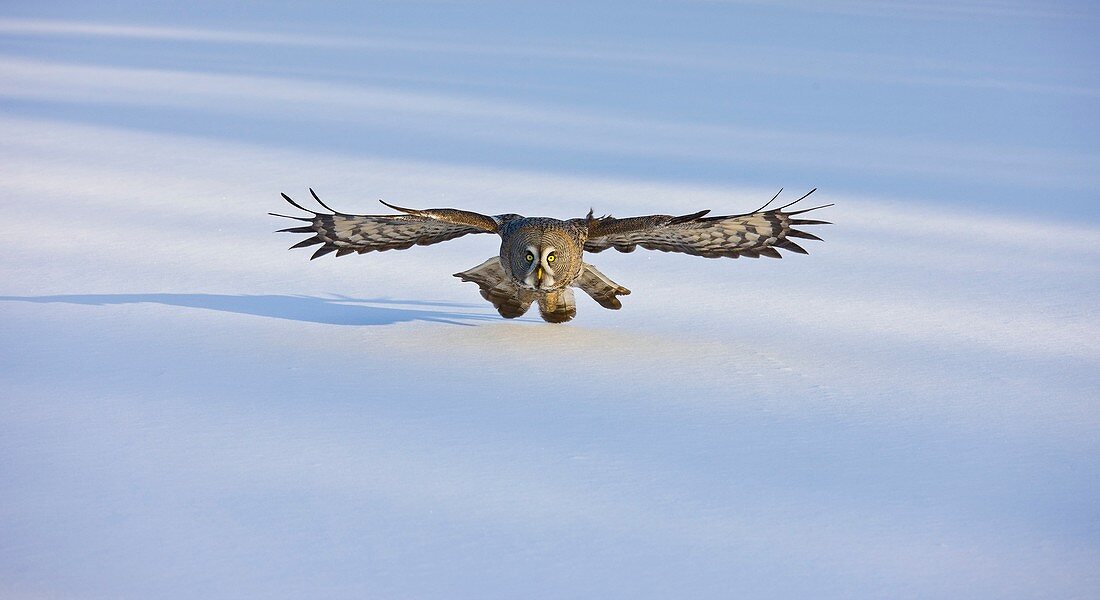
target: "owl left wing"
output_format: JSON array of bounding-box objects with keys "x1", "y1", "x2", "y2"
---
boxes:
[
  {"x1": 272, "y1": 189, "x2": 521, "y2": 260},
  {"x1": 584, "y1": 189, "x2": 831, "y2": 259}
]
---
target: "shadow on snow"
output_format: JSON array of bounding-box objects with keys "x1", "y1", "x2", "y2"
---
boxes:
[{"x1": 0, "y1": 293, "x2": 509, "y2": 326}]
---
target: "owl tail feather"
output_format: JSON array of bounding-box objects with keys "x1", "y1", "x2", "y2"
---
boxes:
[{"x1": 538, "y1": 289, "x2": 577, "y2": 323}]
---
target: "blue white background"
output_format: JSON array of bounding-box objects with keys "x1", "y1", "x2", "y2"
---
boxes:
[{"x1": 1, "y1": 2, "x2": 1098, "y2": 598}]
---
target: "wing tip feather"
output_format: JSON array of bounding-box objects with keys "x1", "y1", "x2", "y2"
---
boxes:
[
  {"x1": 309, "y1": 188, "x2": 346, "y2": 215},
  {"x1": 290, "y1": 236, "x2": 325, "y2": 249},
  {"x1": 269, "y1": 212, "x2": 312, "y2": 221},
  {"x1": 670, "y1": 209, "x2": 711, "y2": 224},
  {"x1": 786, "y1": 229, "x2": 823, "y2": 241},
  {"x1": 777, "y1": 187, "x2": 818, "y2": 211},
  {"x1": 280, "y1": 192, "x2": 319, "y2": 215},
  {"x1": 310, "y1": 246, "x2": 337, "y2": 260},
  {"x1": 777, "y1": 239, "x2": 809, "y2": 254},
  {"x1": 379, "y1": 199, "x2": 422, "y2": 216},
  {"x1": 786, "y1": 202, "x2": 834, "y2": 216}
]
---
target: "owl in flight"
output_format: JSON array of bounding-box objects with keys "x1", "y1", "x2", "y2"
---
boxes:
[{"x1": 271, "y1": 189, "x2": 830, "y2": 323}]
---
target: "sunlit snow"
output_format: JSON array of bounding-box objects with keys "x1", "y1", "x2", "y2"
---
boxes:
[{"x1": 2, "y1": 3, "x2": 1098, "y2": 598}]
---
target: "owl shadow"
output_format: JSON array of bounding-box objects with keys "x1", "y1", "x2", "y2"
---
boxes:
[{"x1": 0, "y1": 293, "x2": 511, "y2": 326}]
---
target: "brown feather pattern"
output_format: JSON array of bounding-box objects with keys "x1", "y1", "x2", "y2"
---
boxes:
[
  {"x1": 584, "y1": 189, "x2": 831, "y2": 259},
  {"x1": 272, "y1": 191, "x2": 510, "y2": 259}
]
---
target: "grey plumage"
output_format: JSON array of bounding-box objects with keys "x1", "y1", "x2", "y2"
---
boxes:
[{"x1": 272, "y1": 188, "x2": 831, "y2": 322}]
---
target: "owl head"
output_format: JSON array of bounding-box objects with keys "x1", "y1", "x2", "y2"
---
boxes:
[{"x1": 502, "y1": 226, "x2": 581, "y2": 291}]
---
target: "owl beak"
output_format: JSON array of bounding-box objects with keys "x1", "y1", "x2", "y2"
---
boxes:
[{"x1": 535, "y1": 266, "x2": 544, "y2": 288}]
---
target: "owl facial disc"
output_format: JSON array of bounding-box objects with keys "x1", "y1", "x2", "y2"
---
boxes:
[{"x1": 523, "y1": 245, "x2": 559, "y2": 289}]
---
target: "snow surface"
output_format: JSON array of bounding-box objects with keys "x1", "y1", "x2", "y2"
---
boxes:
[{"x1": 2, "y1": 3, "x2": 1099, "y2": 599}]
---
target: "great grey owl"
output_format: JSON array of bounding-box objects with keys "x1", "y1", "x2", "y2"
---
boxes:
[{"x1": 271, "y1": 188, "x2": 831, "y2": 323}]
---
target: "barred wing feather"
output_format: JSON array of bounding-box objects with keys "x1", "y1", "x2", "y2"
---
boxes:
[
  {"x1": 271, "y1": 189, "x2": 513, "y2": 260},
  {"x1": 585, "y1": 189, "x2": 831, "y2": 259}
]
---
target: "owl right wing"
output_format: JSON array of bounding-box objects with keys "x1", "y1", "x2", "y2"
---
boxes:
[
  {"x1": 584, "y1": 189, "x2": 831, "y2": 259},
  {"x1": 271, "y1": 189, "x2": 522, "y2": 259}
]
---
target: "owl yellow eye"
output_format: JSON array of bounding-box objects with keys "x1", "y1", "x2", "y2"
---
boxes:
[
  {"x1": 546, "y1": 252, "x2": 556, "y2": 263},
  {"x1": 525, "y1": 253, "x2": 534, "y2": 262}
]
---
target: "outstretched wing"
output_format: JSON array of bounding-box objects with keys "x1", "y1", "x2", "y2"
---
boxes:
[
  {"x1": 584, "y1": 189, "x2": 831, "y2": 259},
  {"x1": 271, "y1": 189, "x2": 520, "y2": 260}
]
